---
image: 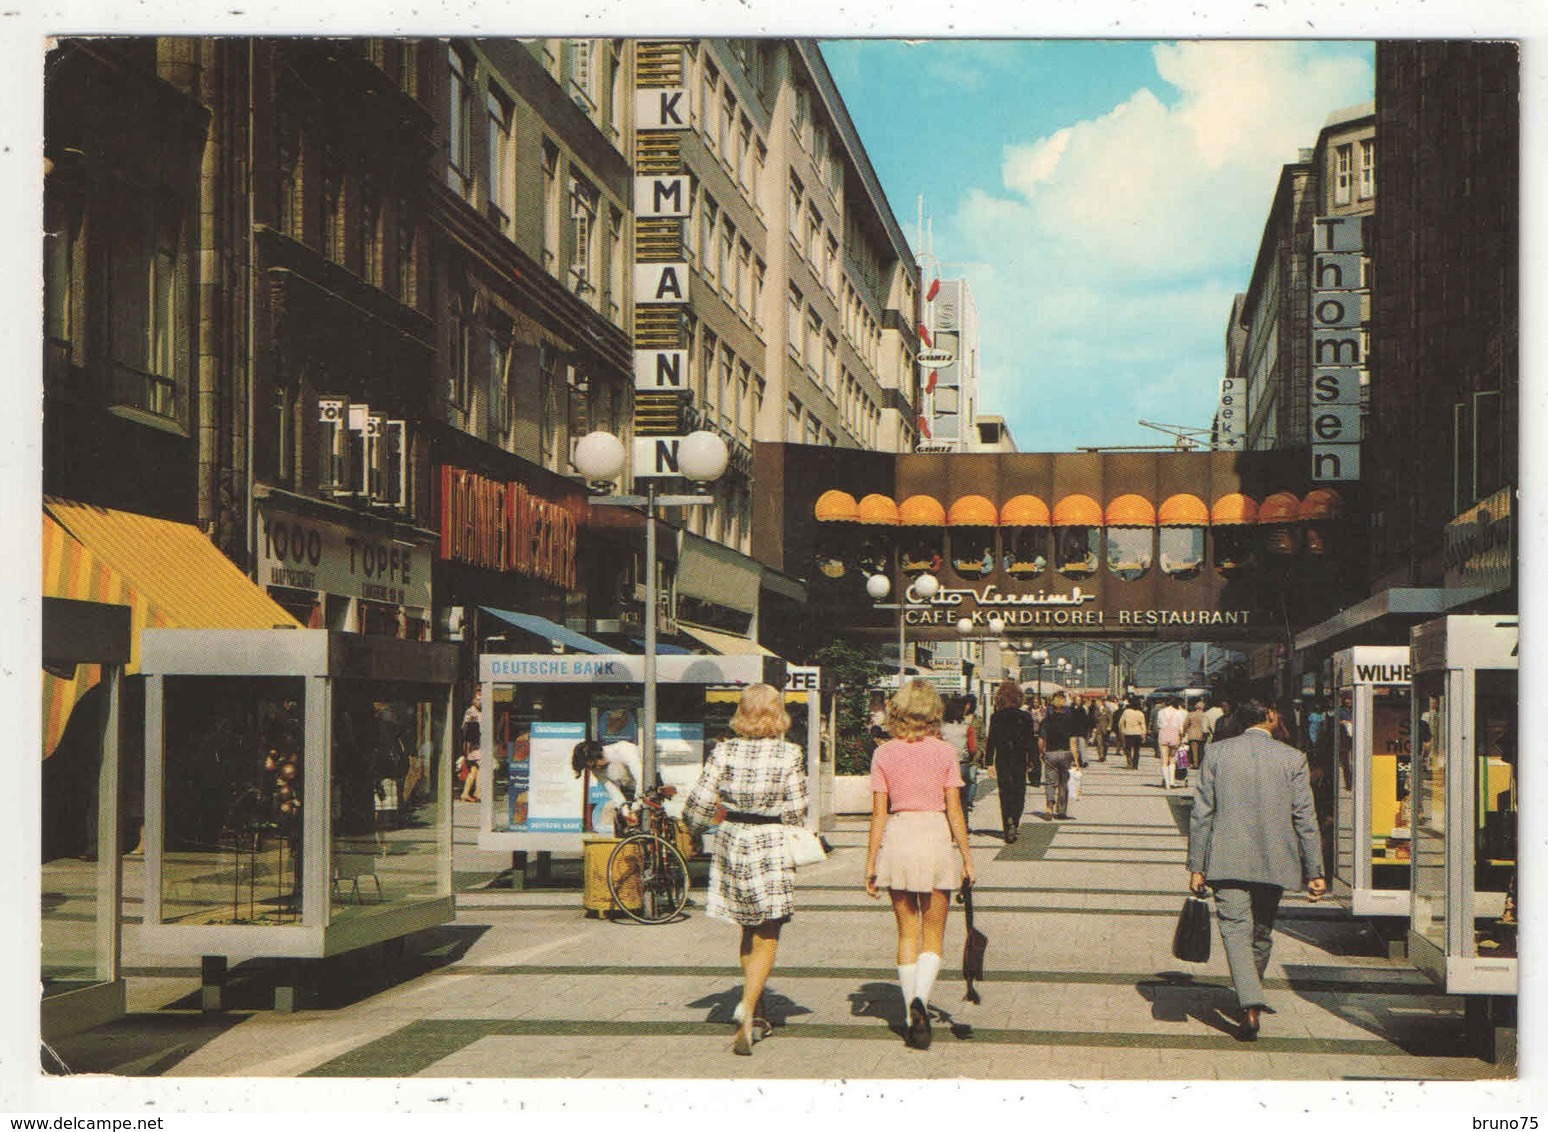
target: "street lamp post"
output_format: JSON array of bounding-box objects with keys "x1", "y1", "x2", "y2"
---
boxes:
[
  {"x1": 866, "y1": 571, "x2": 939, "y2": 679},
  {"x1": 573, "y1": 429, "x2": 728, "y2": 794},
  {"x1": 955, "y1": 614, "x2": 1006, "y2": 706},
  {"x1": 1030, "y1": 648, "x2": 1049, "y2": 697}
]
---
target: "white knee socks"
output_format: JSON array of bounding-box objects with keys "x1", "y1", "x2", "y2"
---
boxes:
[
  {"x1": 915, "y1": 951, "x2": 942, "y2": 1007},
  {"x1": 898, "y1": 963, "x2": 917, "y2": 1006}
]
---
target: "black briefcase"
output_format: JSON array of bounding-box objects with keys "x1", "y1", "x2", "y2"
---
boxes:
[{"x1": 1172, "y1": 895, "x2": 1212, "y2": 963}]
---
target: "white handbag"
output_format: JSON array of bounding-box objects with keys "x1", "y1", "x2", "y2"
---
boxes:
[
  {"x1": 1068, "y1": 766, "x2": 1083, "y2": 801},
  {"x1": 785, "y1": 825, "x2": 828, "y2": 867}
]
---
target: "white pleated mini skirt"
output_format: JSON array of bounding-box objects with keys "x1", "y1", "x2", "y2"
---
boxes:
[{"x1": 874, "y1": 810, "x2": 960, "y2": 892}]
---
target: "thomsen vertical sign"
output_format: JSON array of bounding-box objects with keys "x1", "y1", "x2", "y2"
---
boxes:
[{"x1": 1309, "y1": 216, "x2": 1365, "y2": 481}]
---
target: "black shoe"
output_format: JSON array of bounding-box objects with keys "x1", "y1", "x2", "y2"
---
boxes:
[
  {"x1": 1237, "y1": 1006, "x2": 1261, "y2": 1042},
  {"x1": 907, "y1": 997, "x2": 933, "y2": 1049}
]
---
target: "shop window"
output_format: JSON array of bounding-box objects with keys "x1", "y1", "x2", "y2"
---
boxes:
[
  {"x1": 1003, "y1": 528, "x2": 1047, "y2": 577},
  {"x1": 447, "y1": 45, "x2": 475, "y2": 198},
  {"x1": 1055, "y1": 526, "x2": 1098, "y2": 578},
  {"x1": 1105, "y1": 527, "x2": 1153, "y2": 582},
  {"x1": 1213, "y1": 528, "x2": 1255, "y2": 577},
  {"x1": 1159, "y1": 527, "x2": 1205, "y2": 580},
  {"x1": 1473, "y1": 672, "x2": 1517, "y2": 957},
  {"x1": 950, "y1": 529, "x2": 994, "y2": 579},
  {"x1": 158, "y1": 677, "x2": 308, "y2": 926}
]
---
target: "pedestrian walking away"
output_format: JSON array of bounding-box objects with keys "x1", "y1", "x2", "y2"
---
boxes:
[
  {"x1": 1187, "y1": 700, "x2": 1325, "y2": 1041},
  {"x1": 1093, "y1": 696, "x2": 1114, "y2": 762},
  {"x1": 1117, "y1": 698, "x2": 1147, "y2": 769},
  {"x1": 940, "y1": 695, "x2": 977, "y2": 823},
  {"x1": 865, "y1": 679, "x2": 976, "y2": 1050},
  {"x1": 682, "y1": 683, "x2": 810, "y2": 1056},
  {"x1": 1026, "y1": 695, "x2": 1046, "y2": 787},
  {"x1": 1037, "y1": 691, "x2": 1084, "y2": 820},
  {"x1": 1183, "y1": 697, "x2": 1208, "y2": 775},
  {"x1": 985, "y1": 679, "x2": 1037, "y2": 843},
  {"x1": 1156, "y1": 697, "x2": 1187, "y2": 788}
]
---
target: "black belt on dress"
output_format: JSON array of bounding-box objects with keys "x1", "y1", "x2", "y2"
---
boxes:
[{"x1": 722, "y1": 810, "x2": 782, "y2": 825}]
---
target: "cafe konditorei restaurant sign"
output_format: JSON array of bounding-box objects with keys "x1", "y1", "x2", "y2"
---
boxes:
[
  {"x1": 439, "y1": 465, "x2": 578, "y2": 589},
  {"x1": 899, "y1": 584, "x2": 1255, "y2": 633}
]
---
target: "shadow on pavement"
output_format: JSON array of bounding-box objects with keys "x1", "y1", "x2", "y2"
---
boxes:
[
  {"x1": 156, "y1": 923, "x2": 492, "y2": 1013},
  {"x1": 1278, "y1": 963, "x2": 1479, "y2": 1060},
  {"x1": 687, "y1": 985, "x2": 813, "y2": 1028},
  {"x1": 44, "y1": 1011, "x2": 252, "y2": 1077},
  {"x1": 1136, "y1": 971, "x2": 1241, "y2": 1037}
]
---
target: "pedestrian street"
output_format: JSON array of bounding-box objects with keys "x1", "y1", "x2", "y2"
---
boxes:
[{"x1": 47, "y1": 753, "x2": 1505, "y2": 1084}]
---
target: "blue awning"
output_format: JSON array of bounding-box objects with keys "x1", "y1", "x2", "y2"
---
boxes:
[
  {"x1": 628, "y1": 637, "x2": 693, "y2": 655},
  {"x1": 480, "y1": 607, "x2": 620, "y2": 655}
]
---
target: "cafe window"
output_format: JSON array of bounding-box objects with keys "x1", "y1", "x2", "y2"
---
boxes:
[
  {"x1": 1105, "y1": 527, "x2": 1153, "y2": 582},
  {"x1": 1051, "y1": 495, "x2": 1101, "y2": 579},
  {"x1": 1157, "y1": 494, "x2": 1208, "y2": 580}
]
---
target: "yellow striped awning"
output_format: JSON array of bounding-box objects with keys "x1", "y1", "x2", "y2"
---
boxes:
[
  {"x1": 41, "y1": 500, "x2": 301, "y2": 758},
  {"x1": 678, "y1": 623, "x2": 780, "y2": 657}
]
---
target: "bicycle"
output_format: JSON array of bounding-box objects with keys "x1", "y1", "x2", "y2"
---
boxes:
[{"x1": 606, "y1": 786, "x2": 691, "y2": 924}]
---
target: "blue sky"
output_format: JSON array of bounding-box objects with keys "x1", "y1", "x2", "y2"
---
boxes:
[{"x1": 821, "y1": 39, "x2": 1376, "y2": 452}]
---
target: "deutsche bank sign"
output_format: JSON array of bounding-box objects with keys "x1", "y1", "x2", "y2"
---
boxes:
[{"x1": 1309, "y1": 215, "x2": 1365, "y2": 482}]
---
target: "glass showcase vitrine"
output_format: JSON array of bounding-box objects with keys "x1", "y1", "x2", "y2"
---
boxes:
[
  {"x1": 1408, "y1": 615, "x2": 1517, "y2": 997},
  {"x1": 138, "y1": 629, "x2": 458, "y2": 976},
  {"x1": 1330, "y1": 646, "x2": 1414, "y2": 920},
  {"x1": 41, "y1": 597, "x2": 130, "y2": 1040}
]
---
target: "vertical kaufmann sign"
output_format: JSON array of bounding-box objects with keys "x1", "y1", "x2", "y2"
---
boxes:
[
  {"x1": 631, "y1": 47, "x2": 695, "y2": 478},
  {"x1": 1309, "y1": 216, "x2": 1365, "y2": 481}
]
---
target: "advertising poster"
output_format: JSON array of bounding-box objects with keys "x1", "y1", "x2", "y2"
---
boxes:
[{"x1": 520, "y1": 721, "x2": 589, "y2": 833}]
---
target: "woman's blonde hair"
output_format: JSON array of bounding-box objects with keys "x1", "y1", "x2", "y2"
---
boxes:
[
  {"x1": 729, "y1": 683, "x2": 791, "y2": 739},
  {"x1": 887, "y1": 679, "x2": 944, "y2": 741}
]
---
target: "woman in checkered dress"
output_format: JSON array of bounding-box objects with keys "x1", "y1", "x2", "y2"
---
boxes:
[{"x1": 683, "y1": 683, "x2": 809, "y2": 1056}]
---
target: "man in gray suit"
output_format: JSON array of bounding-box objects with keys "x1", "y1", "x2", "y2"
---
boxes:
[{"x1": 1188, "y1": 700, "x2": 1326, "y2": 1040}]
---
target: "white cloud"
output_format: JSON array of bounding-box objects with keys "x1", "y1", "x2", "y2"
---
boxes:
[{"x1": 945, "y1": 41, "x2": 1373, "y2": 449}]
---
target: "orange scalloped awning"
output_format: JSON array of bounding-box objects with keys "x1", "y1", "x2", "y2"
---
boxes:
[
  {"x1": 1299, "y1": 488, "x2": 1344, "y2": 521},
  {"x1": 1104, "y1": 494, "x2": 1156, "y2": 527},
  {"x1": 1211, "y1": 494, "x2": 1259, "y2": 526},
  {"x1": 1158, "y1": 493, "x2": 1210, "y2": 527},
  {"x1": 999, "y1": 494, "x2": 1051, "y2": 527},
  {"x1": 1259, "y1": 492, "x2": 1302, "y2": 523},
  {"x1": 1052, "y1": 494, "x2": 1103, "y2": 527},
  {"x1": 813, "y1": 490, "x2": 859, "y2": 523},
  {"x1": 857, "y1": 494, "x2": 900, "y2": 526},
  {"x1": 898, "y1": 494, "x2": 947, "y2": 526},
  {"x1": 947, "y1": 495, "x2": 998, "y2": 527}
]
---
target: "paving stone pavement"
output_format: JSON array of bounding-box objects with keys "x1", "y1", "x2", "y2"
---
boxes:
[{"x1": 46, "y1": 755, "x2": 1516, "y2": 1084}]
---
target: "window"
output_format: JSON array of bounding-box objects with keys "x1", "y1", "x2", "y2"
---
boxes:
[
  {"x1": 1359, "y1": 139, "x2": 1375, "y2": 199},
  {"x1": 104, "y1": 184, "x2": 190, "y2": 423},
  {"x1": 752, "y1": 140, "x2": 767, "y2": 213},
  {"x1": 786, "y1": 395, "x2": 802, "y2": 441},
  {"x1": 786, "y1": 285, "x2": 802, "y2": 355},
  {"x1": 719, "y1": 222, "x2": 735, "y2": 298},
  {"x1": 718, "y1": 346, "x2": 734, "y2": 426},
  {"x1": 701, "y1": 194, "x2": 719, "y2": 280},
  {"x1": 699, "y1": 331, "x2": 717, "y2": 406},
  {"x1": 735, "y1": 363, "x2": 751, "y2": 439},
  {"x1": 541, "y1": 140, "x2": 560, "y2": 271},
  {"x1": 1334, "y1": 143, "x2": 1353, "y2": 206},
  {"x1": 398, "y1": 41, "x2": 418, "y2": 97},
  {"x1": 568, "y1": 176, "x2": 599, "y2": 297},
  {"x1": 736, "y1": 117, "x2": 752, "y2": 192},
  {"x1": 607, "y1": 46, "x2": 623, "y2": 140},
  {"x1": 486, "y1": 89, "x2": 514, "y2": 234},
  {"x1": 751, "y1": 258, "x2": 766, "y2": 330},
  {"x1": 792, "y1": 86, "x2": 809, "y2": 145},
  {"x1": 720, "y1": 89, "x2": 736, "y2": 165},
  {"x1": 736, "y1": 240, "x2": 751, "y2": 318},
  {"x1": 788, "y1": 174, "x2": 803, "y2": 242},
  {"x1": 824, "y1": 234, "x2": 839, "y2": 294},
  {"x1": 822, "y1": 332, "x2": 837, "y2": 395},
  {"x1": 276, "y1": 107, "x2": 301, "y2": 239},
  {"x1": 803, "y1": 414, "x2": 821, "y2": 446},
  {"x1": 607, "y1": 206, "x2": 624, "y2": 322},
  {"x1": 538, "y1": 344, "x2": 560, "y2": 467},
  {"x1": 396, "y1": 201, "x2": 417, "y2": 306},
  {"x1": 702, "y1": 60, "x2": 721, "y2": 143},
  {"x1": 567, "y1": 40, "x2": 595, "y2": 112},
  {"x1": 488, "y1": 322, "x2": 511, "y2": 436},
  {"x1": 449, "y1": 292, "x2": 473, "y2": 414},
  {"x1": 358, "y1": 177, "x2": 382, "y2": 287},
  {"x1": 447, "y1": 45, "x2": 475, "y2": 198},
  {"x1": 805, "y1": 310, "x2": 821, "y2": 376},
  {"x1": 321, "y1": 153, "x2": 344, "y2": 264}
]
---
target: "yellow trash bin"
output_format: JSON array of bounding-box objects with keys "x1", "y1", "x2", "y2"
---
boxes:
[{"x1": 582, "y1": 835, "x2": 643, "y2": 914}]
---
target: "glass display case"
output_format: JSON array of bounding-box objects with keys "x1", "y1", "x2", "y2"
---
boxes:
[
  {"x1": 1408, "y1": 615, "x2": 1517, "y2": 997},
  {"x1": 1330, "y1": 646, "x2": 1414, "y2": 920},
  {"x1": 138, "y1": 629, "x2": 458, "y2": 968},
  {"x1": 41, "y1": 597, "x2": 130, "y2": 1040},
  {"x1": 477, "y1": 652, "x2": 786, "y2": 853}
]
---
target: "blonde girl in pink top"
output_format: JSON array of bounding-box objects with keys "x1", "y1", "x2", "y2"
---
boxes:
[{"x1": 864, "y1": 679, "x2": 976, "y2": 1050}]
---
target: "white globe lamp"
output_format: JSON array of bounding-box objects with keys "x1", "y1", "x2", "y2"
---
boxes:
[
  {"x1": 573, "y1": 431, "x2": 627, "y2": 489},
  {"x1": 678, "y1": 430, "x2": 730, "y2": 484},
  {"x1": 866, "y1": 574, "x2": 892, "y2": 601}
]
